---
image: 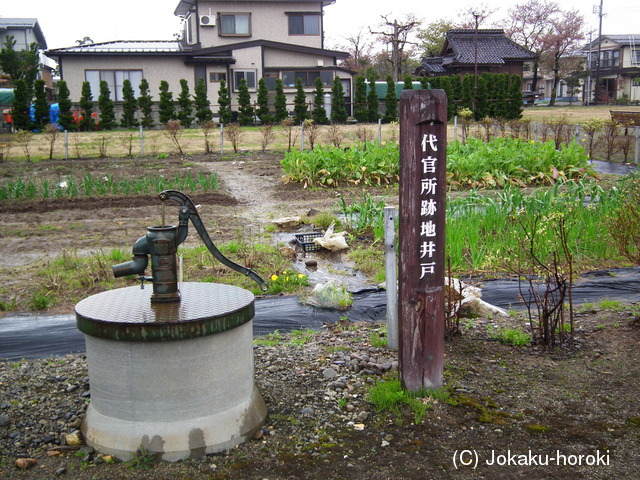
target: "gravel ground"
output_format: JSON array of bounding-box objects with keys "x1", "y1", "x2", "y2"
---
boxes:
[{"x1": 1, "y1": 310, "x2": 640, "y2": 479}]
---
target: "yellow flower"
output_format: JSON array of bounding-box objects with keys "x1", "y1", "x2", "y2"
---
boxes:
[
  {"x1": 285, "y1": 277, "x2": 290, "y2": 282},
  {"x1": 298, "y1": 274, "x2": 304, "y2": 279},
  {"x1": 271, "y1": 274, "x2": 278, "y2": 281}
]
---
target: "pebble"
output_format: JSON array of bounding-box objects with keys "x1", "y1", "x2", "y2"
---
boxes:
[
  {"x1": 65, "y1": 431, "x2": 83, "y2": 446},
  {"x1": 15, "y1": 458, "x2": 37, "y2": 469},
  {"x1": 322, "y1": 368, "x2": 338, "y2": 379},
  {"x1": 1, "y1": 323, "x2": 398, "y2": 462},
  {"x1": 0, "y1": 414, "x2": 10, "y2": 427}
]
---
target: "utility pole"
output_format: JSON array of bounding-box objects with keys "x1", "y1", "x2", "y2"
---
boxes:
[
  {"x1": 473, "y1": 12, "x2": 480, "y2": 111},
  {"x1": 593, "y1": 0, "x2": 604, "y2": 104}
]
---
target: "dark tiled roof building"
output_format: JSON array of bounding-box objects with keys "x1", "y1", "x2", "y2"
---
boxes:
[{"x1": 416, "y1": 29, "x2": 536, "y2": 78}]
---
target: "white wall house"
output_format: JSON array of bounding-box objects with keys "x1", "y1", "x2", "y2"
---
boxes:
[
  {"x1": 585, "y1": 34, "x2": 640, "y2": 104},
  {"x1": 0, "y1": 18, "x2": 55, "y2": 93},
  {"x1": 47, "y1": 0, "x2": 353, "y2": 120}
]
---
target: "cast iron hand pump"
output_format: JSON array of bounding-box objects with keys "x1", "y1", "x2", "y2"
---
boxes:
[{"x1": 112, "y1": 189, "x2": 268, "y2": 302}]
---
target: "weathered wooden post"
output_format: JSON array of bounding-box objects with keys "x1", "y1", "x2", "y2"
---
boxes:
[
  {"x1": 384, "y1": 206, "x2": 398, "y2": 350},
  {"x1": 398, "y1": 89, "x2": 447, "y2": 392}
]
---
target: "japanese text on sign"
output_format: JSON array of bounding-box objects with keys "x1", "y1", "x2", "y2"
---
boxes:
[{"x1": 419, "y1": 133, "x2": 439, "y2": 280}]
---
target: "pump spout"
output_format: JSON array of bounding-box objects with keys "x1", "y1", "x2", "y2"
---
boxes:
[{"x1": 112, "y1": 235, "x2": 150, "y2": 277}]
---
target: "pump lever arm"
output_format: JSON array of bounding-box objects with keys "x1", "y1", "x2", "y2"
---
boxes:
[{"x1": 158, "y1": 190, "x2": 269, "y2": 292}]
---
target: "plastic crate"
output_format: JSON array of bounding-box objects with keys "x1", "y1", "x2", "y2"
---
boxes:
[{"x1": 294, "y1": 232, "x2": 323, "y2": 252}]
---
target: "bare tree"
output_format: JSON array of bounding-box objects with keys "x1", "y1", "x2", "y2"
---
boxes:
[
  {"x1": 502, "y1": 0, "x2": 561, "y2": 104},
  {"x1": 540, "y1": 9, "x2": 586, "y2": 106},
  {"x1": 336, "y1": 28, "x2": 375, "y2": 74},
  {"x1": 370, "y1": 14, "x2": 421, "y2": 81},
  {"x1": 456, "y1": 4, "x2": 498, "y2": 28}
]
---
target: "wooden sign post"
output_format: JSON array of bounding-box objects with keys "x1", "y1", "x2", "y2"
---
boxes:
[{"x1": 398, "y1": 89, "x2": 447, "y2": 392}]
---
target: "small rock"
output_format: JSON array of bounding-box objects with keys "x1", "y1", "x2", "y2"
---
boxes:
[
  {"x1": 54, "y1": 467, "x2": 67, "y2": 476},
  {"x1": 279, "y1": 247, "x2": 296, "y2": 259},
  {"x1": 323, "y1": 368, "x2": 338, "y2": 379},
  {"x1": 357, "y1": 411, "x2": 369, "y2": 422},
  {"x1": 15, "y1": 458, "x2": 37, "y2": 469},
  {"x1": 65, "y1": 431, "x2": 83, "y2": 446},
  {"x1": 305, "y1": 259, "x2": 318, "y2": 268},
  {"x1": 0, "y1": 414, "x2": 10, "y2": 427},
  {"x1": 381, "y1": 440, "x2": 390, "y2": 447},
  {"x1": 301, "y1": 407, "x2": 315, "y2": 415},
  {"x1": 253, "y1": 429, "x2": 264, "y2": 440},
  {"x1": 272, "y1": 216, "x2": 302, "y2": 228},
  {"x1": 267, "y1": 365, "x2": 280, "y2": 373},
  {"x1": 66, "y1": 385, "x2": 78, "y2": 393}
]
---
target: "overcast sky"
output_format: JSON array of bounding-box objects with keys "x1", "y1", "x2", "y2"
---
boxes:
[{"x1": 1, "y1": 0, "x2": 637, "y2": 51}]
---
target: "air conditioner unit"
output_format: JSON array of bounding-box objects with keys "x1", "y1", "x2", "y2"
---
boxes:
[{"x1": 200, "y1": 15, "x2": 215, "y2": 27}]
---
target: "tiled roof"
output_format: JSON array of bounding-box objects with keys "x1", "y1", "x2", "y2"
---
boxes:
[
  {"x1": 444, "y1": 29, "x2": 536, "y2": 65},
  {"x1": 47, "y1": 40, "x2": 185, "y2": 55},
  {"x1": 419, "y1": 57, "x2": 447, "y2": 74}
]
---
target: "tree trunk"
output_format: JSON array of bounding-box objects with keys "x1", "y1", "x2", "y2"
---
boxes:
[
  {"x1": 549, "y1": 56, "x2": 560, "y2": 106},
  {"x1": 529, "y1": 61, "x2": 540, "y2": 106}
]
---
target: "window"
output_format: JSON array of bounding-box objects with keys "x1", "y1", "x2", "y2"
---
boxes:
[
  {"x1": 85, "y1": 70, "x2": 143, "y2": 101},
  {"x1": 282, "y1": 70, "x2": 333, "y2": 87},
  {"x1": 209, "y1": 72, "x2": 226, "y2": 83},
  {"x1": 633, "y1": 77, "x2": 640, "y2": 87},
  {"x1": 288, "y1": 13, "x2": 320, "y2": 35},
  {"x1": 219, "y1": 13, "x2": 251, "y2": 36},
  {"x1": 233, "y1": 70, "x2": 257, "y2": 91},
  {"x1": 600, "y1": 50, "x2": 620, "y2": 68}
]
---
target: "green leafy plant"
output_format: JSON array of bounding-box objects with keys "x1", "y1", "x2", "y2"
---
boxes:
[
  {"x1": 287, "y1": 328, "x2": 315, "y2": 347},
  {"x1": 269, "y1": 269, "x2": 309, "y2": 294},
  {"x1": 254, "y1": 330, "x2": 284, "y2": 347},
  {"x1": 367, "y1": 377, "x2": 429, "y2": 425},
  {"x1": 488, "y1": 325, "x2": 532, "y2": 346},
  {"x1": 125, "y1": 447, "x2": 156, "y2": 470},
  {"x1": 369, "y1": 327, "x2": 388, "y2": 348}
]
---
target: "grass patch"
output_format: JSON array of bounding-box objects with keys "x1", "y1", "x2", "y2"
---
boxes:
[
  {"x1": 369, "y1": 326, "x2": 388, "y2": 348},
  {"x1": 488, "y1": 325, "x2": 532, "y2": 346},
  {"x1": 254, "y1": 330, "x2": 284, "y2": 347},
  {"x1": 598, "y1": 299, "x2": 623, "y2": 311},
  {"x1": 348, "y1": 244, "x2": 385, "y2": 283},
  {"x1": 287, "y1": 328, "x2": 315, "y2": 347},
  {"x1": 367, "y1": 377, "x2": 433, "y2": 425}
]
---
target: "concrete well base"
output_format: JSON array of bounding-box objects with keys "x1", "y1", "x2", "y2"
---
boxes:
[
  {"x1": 75, "y1": 284, "x2": 266, "y2": 462},
  {"x1": 82, "y1": 385, "x2": 266, "y2": 461}
]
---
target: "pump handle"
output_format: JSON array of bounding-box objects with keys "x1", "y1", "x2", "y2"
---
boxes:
[{"x1": 158, "y1": 190, "x2": 269, "y2": 292}]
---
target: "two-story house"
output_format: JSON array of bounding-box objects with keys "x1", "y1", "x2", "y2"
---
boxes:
[
  {"x1": 47, "y1": 0, "x2": 353, "y2": 119},
  {"x1": 585, "y1": 34, "x2": 640, "y2": 104},
  {"x1": 0, "y1": 18, "x2": 55, "y2": 94}
]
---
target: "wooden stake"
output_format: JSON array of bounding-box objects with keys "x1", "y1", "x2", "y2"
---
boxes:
[{"x1": 398, "y1": 89, "x2": 447, "y2": 392}]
